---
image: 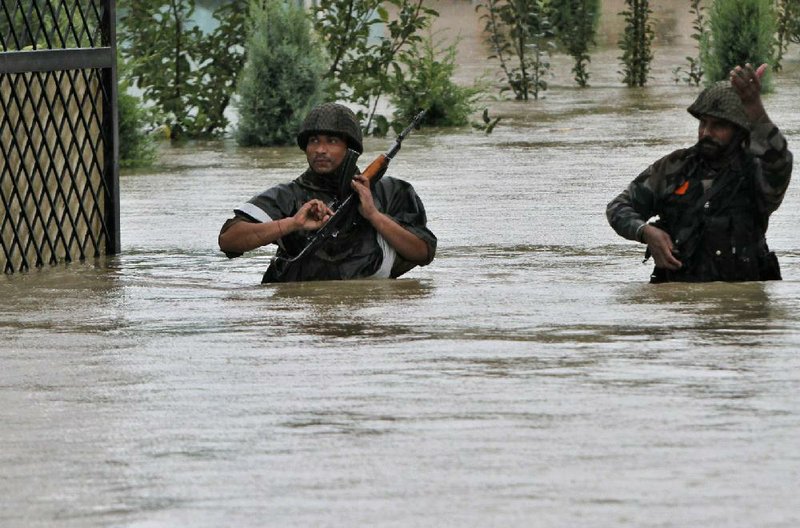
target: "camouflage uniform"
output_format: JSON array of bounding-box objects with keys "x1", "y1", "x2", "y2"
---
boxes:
[
  {"x1": 606, "y1": 82, "x2": 793, "y2": 282},
  {"x1": 221, "y1": 103, "x2": 436, "y2": 283}
]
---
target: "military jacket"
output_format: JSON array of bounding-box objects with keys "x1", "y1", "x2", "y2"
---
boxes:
[
  {"x1": 606, "y1": 119, "x2": 792, "y2": 282},
  {"x1": 223, "y1": 169, "x2": 436, "y2": 283}
]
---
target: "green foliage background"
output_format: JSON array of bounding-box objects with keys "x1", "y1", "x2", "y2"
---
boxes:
[
  {"x1": 234, "y1": 0, "x2": 327, "y2": 147},
  {"x1": 548, "y1": 0, "x2": 600, "y2": 87},
  {"x1": 618, "y1": 0, "x2": 654, "y2": 87},
  {"x1": 476, "y1": 0, "x2": 555, "y2": 100},
  {"x1": 118, "y1": 0, "x2": 247, "y2": 139},
  {"x1": 390, "y1": 35, "x2": 481, "y2": 128},
  {"x1": 118, "y1": 90, "x2": 157, "y2": 169},
  {"x1": 701, "y1": 0, "x2": 776, "y2": 90}
]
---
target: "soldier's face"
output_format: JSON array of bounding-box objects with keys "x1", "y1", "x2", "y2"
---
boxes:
[
  {"x1": 306, "y1": 134, "x2": 348, "y2": 174},
  {"x1": 697, "y1": 116, "x2": 736, "y2": 160}
]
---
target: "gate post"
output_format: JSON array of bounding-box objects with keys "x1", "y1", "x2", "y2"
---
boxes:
[{"x1": 103, "y1": 0, "x2": 121, "y2": 255}]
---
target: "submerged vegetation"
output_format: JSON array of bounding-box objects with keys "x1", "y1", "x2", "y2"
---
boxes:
[
  {"x1": 672, "y1": 0, "x2": 706, "y2": 86},
  {"x1": 234, "y1": 0, "x2": 326, "y2": 146},
  {"x1": 548, "y1": 0, "x2": 600, "y2": 87},
  {"x1": 476, "y1": 0, "x2": 555, "y2": 100},
  {"x1": 618, "y1": 0, "x2": 654, "y2": 87},
  {"x1": 390, "y1": 35, "x2": 483, "y2": 128},
  {"x1": 113, "y1": 0, "x2": 799, "y2": 159}
]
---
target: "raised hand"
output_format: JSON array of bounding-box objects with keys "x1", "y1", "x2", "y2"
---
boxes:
[
  {"x1": 351, "y1": 174, "x2": 379, "y2": 221},
  {"x1": 729, "y1": 63, "x2": 768, "y2": 122}
]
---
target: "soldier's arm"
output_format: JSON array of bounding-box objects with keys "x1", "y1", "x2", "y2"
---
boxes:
[
  {"x1": 750, "y1": 118, "x2": 792, "y2": 215},
  {"x1": 218, "y1": 200, "x2": 333, "y2": 255},
  {"x1": 730, "y1": 64, "x2": 792, "y2": 213},
  {"x1": 606, "y1": 166, "x2": 660, "y2": 242},
  {"x1": 351, "y1": 174, "x2": 430, "y2": 264}
]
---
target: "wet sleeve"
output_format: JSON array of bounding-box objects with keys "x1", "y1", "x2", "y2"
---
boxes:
[
  {"x1": 377, "y1": 178, "x2": 437, "y2": 273},
  {"x1": 233, "y1": 184, "x2": 297, "y2": 223},
  {"x1": 218, "y1": 184, "x2": 298, "y2": 259},
  {"x1": 749, "y1": 118, "x2": 792, "y2": 215},
  {"x1": 606, "y1": 165, "x2": 661, "y2": 242}
]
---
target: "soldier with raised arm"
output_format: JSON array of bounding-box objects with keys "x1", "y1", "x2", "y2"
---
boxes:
[{"x1": 607, "y1": 64, "x2": 792, "y2": 282}]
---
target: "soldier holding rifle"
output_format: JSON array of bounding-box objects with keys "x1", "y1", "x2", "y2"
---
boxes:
[{"x1": 219, "y1": 103, "x2": 436, "y2": 283}]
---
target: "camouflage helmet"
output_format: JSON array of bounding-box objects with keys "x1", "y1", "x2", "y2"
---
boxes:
[
  {"x1": 687, "y1": 81, "x2": 750, "y2": 131},
  {"x1": 296, "y1": 103, "x2": 363, "y2": 154}
]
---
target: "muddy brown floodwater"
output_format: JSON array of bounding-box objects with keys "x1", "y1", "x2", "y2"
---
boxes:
[{"x1": 2, "y1": 17, "x2": 800, "y2": 528}]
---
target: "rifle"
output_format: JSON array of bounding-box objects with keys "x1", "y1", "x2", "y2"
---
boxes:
[{"x1": 271, "y1": 110, "x2": 427, "y2": 272}]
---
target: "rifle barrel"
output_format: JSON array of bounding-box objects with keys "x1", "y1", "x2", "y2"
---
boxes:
[{"x1": 386, "y1": 110, "x2": 426, "y2": 159}]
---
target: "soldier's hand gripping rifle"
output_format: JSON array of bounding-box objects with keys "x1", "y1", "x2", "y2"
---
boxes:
[{"x1": 273, "y1": 110, "x2": 427, "y2": 271}]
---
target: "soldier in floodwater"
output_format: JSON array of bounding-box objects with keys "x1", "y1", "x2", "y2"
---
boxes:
[
  {"x1": 218, "y1": 103, "x2": 436, "y2": 283},
  {"x1": 607, "y1": 63, "x2": 793, "y2": 283}
]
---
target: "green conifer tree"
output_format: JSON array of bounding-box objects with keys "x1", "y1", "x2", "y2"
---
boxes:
[
  {"x1": 235, "y1": 0, "x2": 326, "y2": 147},
  {"x1": 701, "y1": 0, "x2": 776, "y2": 90}
]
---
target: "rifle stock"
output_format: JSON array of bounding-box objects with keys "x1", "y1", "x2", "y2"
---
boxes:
[
  {"x1": 360, "y1": 154, "x2": 391, "y2": 184},
  {"x1": 270, "y1": 110, "x2": 427, "y2": 275}
]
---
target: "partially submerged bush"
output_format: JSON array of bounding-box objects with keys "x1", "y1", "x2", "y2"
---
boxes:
[
  {"x1": 618, "y1": 0, "x2": 655, "y2": 87},
  {"x1": 701, "y1": 0, "x2": 776, "y2": 90},
  {"x1": 548, "y1": 0, "x2": 600, "y2": 87},
  {"x1": 390, "y1": 36, "x2": 482, "y2": 129},
  {"x1": 476, "y1": 0, "x2": 555, "y2": 100},
  {"x1": 118, "y1": 89, "x2": 156, "y2": 169},
  {"x1": 235, "y1": 0, "x2": 326, "y2": 146}
]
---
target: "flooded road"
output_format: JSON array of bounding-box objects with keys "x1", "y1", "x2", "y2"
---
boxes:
[{"x1": 3, "y1": 35, "x2": 800, "y2": 527}]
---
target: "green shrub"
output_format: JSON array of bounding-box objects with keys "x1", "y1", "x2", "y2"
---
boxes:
[
  {"x1": 234, "y1": 0, "x2": 326, "y2": 146},
  {"x1": 311, "y1": 0, "x2": 439, "y2": 136},
  {"x1": 476, "y1": 0, "x2": 555, "y2": 100},
  {"x1": 390, "y1": 36, "x2": 481, "y2": 128},
  {"x1": 775, "y1": 0, "x2": 799, "y2": 71},
  {"x1": 701, "y1": 0, "x2": 776, "y2": 90},
  {"x1": 117, "y1": 55, "x2": 156, "y2": 168},
  {"x1": 618, "y1": 0, "x2": 655, "y2": 87},
  {"x1": 118, "y1": 89, "x2": 156, "y2": 169},
  {"x1": 548, "y1": 0, "x2": 600, "y2": 87}
]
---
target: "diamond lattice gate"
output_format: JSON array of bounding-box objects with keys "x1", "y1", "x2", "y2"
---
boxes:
[{"x1": 0, "y1": 0, "x2": 119, "y2": 273}]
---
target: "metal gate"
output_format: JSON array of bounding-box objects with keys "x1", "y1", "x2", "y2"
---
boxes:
[{"x1": 0, "y1": 0, "x2": 119, "y2": 274}]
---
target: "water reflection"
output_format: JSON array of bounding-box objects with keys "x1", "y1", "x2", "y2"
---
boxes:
[
  {"x1": 619, "y1": 280, "x2": 784, "y2": 325},
  {"x1": 265, "y1": 278, "x2": 435, "y2": 339},
  {"x1": 0, "y1": 261, "x2": 123, "y2": 333},
  {"x1": 267, "y1": 277, "x2": 433, "y2": 305}
]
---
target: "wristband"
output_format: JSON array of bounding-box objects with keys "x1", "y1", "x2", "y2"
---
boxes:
[{"x1": 635, "y1": 223, "x2": 647, "y2": 243}]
